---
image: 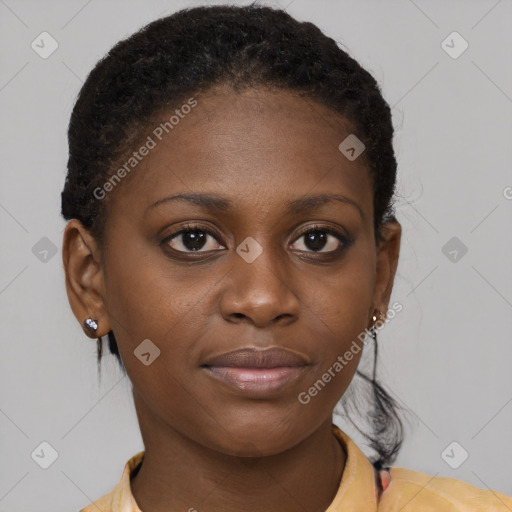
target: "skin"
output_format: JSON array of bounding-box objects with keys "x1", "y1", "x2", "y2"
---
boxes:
[{"x1": 62, "y1": 84, "x2": 401, "y2": 512}]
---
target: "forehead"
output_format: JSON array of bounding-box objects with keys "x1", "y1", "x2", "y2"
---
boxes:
[{"x1": 107, "y1": 85, "x2": 373, "y2": 220}]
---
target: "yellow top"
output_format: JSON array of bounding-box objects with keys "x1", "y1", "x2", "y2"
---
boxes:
[{"x1": 79, "y1": 425, "x2": 512, "y2": 511}]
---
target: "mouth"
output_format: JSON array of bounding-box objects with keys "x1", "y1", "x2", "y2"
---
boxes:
[{"x1": 201, "y1": 347, "x2": 310, "y2": 397}]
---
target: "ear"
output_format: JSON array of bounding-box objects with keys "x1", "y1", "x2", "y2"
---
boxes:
[
  {"x1": 371, "y1": 220, "x2": 401, "y2": 319},
  {"x1": 62, "y1": 219, "x2": 111, "y2": 338}
]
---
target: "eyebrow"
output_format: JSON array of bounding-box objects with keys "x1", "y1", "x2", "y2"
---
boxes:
[{"x1": 146, "y1": 192, "x2": 365, "y2": 221}]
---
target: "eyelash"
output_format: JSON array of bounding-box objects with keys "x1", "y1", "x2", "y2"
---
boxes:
[{"x1": 162, "y1": 223, "x2": 352, "y2": 256}]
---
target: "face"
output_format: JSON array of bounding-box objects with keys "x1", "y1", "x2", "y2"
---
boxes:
[{"x1": 64, "y1": 85, "x2": 401, "y2": 457}]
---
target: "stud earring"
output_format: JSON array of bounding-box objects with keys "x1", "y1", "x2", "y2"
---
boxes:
[
  {"x1": 372, "y1": 309, "x2": 384, "y2": 326},
  {"x1": 83, "y1": 317, "x2": 98, "y2": 332}
]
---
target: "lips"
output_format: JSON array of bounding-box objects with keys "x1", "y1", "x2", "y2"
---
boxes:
[
  {"x1": 201, "y1": 347, "x2": 310, "y2": 397},
  {"x1": 201, "y1": 347, "x2": 309, "y2": 369}
]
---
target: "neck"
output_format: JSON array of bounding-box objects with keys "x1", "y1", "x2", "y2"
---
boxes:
[{"x1": 130, "y1": 390, "x2": 346, "y2": 512}]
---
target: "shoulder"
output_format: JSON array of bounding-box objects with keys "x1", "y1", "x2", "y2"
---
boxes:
[
  {"x1": 377, "y1": 466, "x2": 512, "y2": 511},
  {"x1": 78, "y1": 451, "x2": 145, "y2": 512},
  {"x1": 79, "y1": 492, "x2": 114, "y2": 512}
]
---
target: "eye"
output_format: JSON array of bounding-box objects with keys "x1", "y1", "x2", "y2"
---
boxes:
[
  {"x1": 164, "y1": 224, "x2": 225, "y2": 253},
  {"x1": 290, "y1": 225, "x2": 350, "y2": 253},
  {"x1": 162, "y1": 223, "x2": 351, "y2": 256}
]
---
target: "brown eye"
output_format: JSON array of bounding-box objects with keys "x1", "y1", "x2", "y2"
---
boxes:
[
  {"x1": 291, "y1": 226, "x2": 350, "y2": 253},
  {"x1": 165, "y1": 225, "x2": 225, "y2": 253}
]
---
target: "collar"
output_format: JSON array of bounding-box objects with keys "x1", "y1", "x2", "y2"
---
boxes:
[{"x1": 93, "y1": 425, "x2": 379, "y2": 512}]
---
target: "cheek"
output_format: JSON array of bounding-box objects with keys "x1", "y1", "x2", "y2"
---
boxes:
[
  {"x1": 101, "y1": 236, "x2": 211, "y2": 376},
  {"x1": 307, "y1": 243, "x2": 375, "y2": 338},
  {"x1": 298, "y1": 246, "x2": 375, "y2": 400},
  {"x1": 102, "y1": 250, "x2": 214, "y2": 430}
]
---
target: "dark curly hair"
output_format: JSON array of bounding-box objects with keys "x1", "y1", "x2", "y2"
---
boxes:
[{"x1": 61, "y1": 3, "x2": 403, "y2": 468}]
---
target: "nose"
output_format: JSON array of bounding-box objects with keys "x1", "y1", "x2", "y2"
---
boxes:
[{"x1": 219, "y1": 244, "x2": 300, "y2": 328}]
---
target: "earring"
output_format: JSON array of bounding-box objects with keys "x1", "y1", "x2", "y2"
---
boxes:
[
  {"x1": 83, "y1": 317, "x2": 98, "y2": 332},
  {"x1": 83, "y1": 317, "x2": 103, "y2": 369},
  {"x1": 370, "y1": 309, "x2": 385, "y2": 382},
  {"x1": 371, "y1": 309, "x2": 384, "y2": 327},
  {"x1": 369, "y1": 308, "x2": 385, "y2": 340}
]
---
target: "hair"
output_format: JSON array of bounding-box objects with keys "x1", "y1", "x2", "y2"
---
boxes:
[{"x1": 61, "y1": 3, "x2": 403, "y2": 468}]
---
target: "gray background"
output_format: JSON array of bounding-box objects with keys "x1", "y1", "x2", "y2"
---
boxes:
[{"x1": 1, "y1": 0, "x2": 511, "y2": 510}]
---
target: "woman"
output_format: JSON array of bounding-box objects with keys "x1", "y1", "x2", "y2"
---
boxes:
[{"x1": 61, "y1": 4, "x2": 512, "y2": 511}]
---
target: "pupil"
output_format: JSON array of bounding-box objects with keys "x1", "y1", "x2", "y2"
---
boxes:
[
  {"x1": 305, "y1": 231, "x2": 327, "y2": 251},
  {"x1": 183, "y1": 230, "x2": 206, "y2": 251}
]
